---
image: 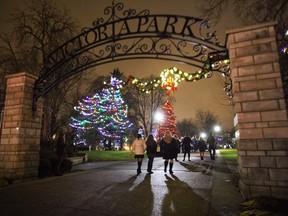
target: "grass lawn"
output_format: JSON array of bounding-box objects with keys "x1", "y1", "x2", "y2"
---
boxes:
[
  {"x1": 80, "y1": 150, "x2": 135, "y2": 161},
  {"x1": 218, "y1": 149, "x2": 237, "y2": 161},
  {"x1": 81, "y1": 149, "x2": 238, "y2": 161}
]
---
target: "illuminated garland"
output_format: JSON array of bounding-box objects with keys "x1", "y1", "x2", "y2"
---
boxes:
[
  {"x1": 125, "y1": 66, "x2": 215, "y2": 95},
  {"x1": 155, "y1": 34, "x2": 288, "y2": 97}
]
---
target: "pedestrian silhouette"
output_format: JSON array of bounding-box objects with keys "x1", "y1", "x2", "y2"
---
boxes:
[
  {"x1": 173, "y1": 134, "x2": 181, "y2": 162},
  {"x1": 207, "y1": 132, "x2": 217, "y2": 160},
  {"x1": 182, "y1": 135, "x2": 192, "y2": 161},
  {"x1": 198, "y1": 137, "x2": 207, "y2": 160},
  {"x1": 146, "y1": 134, "x2": 157, "y2": 174},
  {"x1": 160, "y1": 131, "x2": 178, "y2": 174}
]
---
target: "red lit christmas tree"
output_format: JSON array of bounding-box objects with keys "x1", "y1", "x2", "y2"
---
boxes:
[{"x1": 158, "y1": 100, "x2": 177, "y2": 138}]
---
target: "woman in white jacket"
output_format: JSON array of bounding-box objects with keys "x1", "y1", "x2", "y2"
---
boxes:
[{"x1": 130, "y1": 134, "x2": 147, "y2": 175}]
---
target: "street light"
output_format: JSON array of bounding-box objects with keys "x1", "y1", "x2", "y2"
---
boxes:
[
  {"x1": 154, "y1": 111, "x2": 164, "y2": 123},
  {"x1": 153, "y1": 110, "x2": 164, "y2": 141},
  {"x1": 213, "y1": 125, "x2": 222, "y2": 146},
  {"x1": 214, "y1": 125, "x2": 221, "y2": 133},
  {"x1": 200, "y1": 132, "x2": 207, "y2": 139}
]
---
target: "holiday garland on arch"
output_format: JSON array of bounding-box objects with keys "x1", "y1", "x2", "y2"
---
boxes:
[
  {"x1": 123, "y1": 56, "x2": 230, "y2": 95},
  {"x1": 125, "y1": 66, "x2": 214, "y2": 95}
]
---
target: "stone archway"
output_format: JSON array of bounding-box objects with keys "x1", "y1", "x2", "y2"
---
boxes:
[
  {"x1": 0, "y1": 2, "x2": 230, "y2": 183},
  {"x1": 0, "y1": 3, "x2": 287, "y2": 201}
]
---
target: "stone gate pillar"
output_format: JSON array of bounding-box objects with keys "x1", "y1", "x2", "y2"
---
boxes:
[
  {"x1": 227, "y1": 21, "x2": 288, "y2": 200},
  {"x1": 0, "y1": 72, "x2": 43, "y2": 181}
]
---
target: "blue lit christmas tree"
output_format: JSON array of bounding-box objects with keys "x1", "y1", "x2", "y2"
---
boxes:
[{"x1": 70, "y1": 76, "x2": 133, "y2": 144}]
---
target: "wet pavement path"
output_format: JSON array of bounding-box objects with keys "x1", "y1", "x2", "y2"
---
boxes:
[{"x1": 0, "y1": 152, "x2": 243, "y2": 216}]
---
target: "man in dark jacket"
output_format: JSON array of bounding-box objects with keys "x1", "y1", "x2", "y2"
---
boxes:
[
  {"x1": 207, "y1": 133, "x2": 216, "y2": 160},
  {"x1": 182, "y1": 135, "x2": 192, "y2": 161},
  {"x1": 173, "y1": 134, "x2": 181, "y2": 162}
]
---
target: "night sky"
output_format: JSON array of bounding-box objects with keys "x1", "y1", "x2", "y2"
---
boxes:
[{"x1": 0, "y1": 0, "x2": 244, "y2": 130}]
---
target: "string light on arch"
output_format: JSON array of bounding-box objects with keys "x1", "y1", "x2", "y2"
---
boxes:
[
  {"x1": 122, "y1": 52, "x2": 231, "y2": 97},
  {"x1": 125, "y1": 66, "x2": 211, "y2": 95}
]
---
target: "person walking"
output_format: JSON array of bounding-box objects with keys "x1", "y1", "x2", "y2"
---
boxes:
[
  {"x1": 173, "y1": 134, "x2": 181, "y2": 162},
  {"x1": 198, "y1": 137, "x2": 207, "y2": 160},
  {"x1": 182, "y1": 135, "x2": 192, "y2": 161},
  {"x1": 146, "y1": 134, "x2": 157, "y2": 174},
  {"x1": 130, "y1": 134, "x2": 147, "y2": 175},
  {"x1": 207, "y1": 132, "x2": 217, "y2": 160},
  {"x1": 160, "y1": 130, "x2": 178, "y2": 174},
  {"x1": 191, "y1": 135, "x2": 198, "y2": 152}
]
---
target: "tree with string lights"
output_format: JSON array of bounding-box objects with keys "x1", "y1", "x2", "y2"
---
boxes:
[
  {"x1": 158, "y1": 100, "x2": 177, "y2": 138},
  {"x1": 70, "y1": 76, "x2": 133, "y2": 147}
]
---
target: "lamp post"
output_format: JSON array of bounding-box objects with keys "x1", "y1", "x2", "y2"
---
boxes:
[
  {"x1": 154, "y1": 111, "x2": 164, "y2": 123},
  {"x1": 153, "y1": 110, "x2": 164, "y2": 141},
  {"x1": 214, "y1": 125, "x2": 221, "y2": 133},
  {"x1": 200, "y1": 132, "x2": 207, "y2": 139},
  {"x1": 214, "y1": 125, "x2": 222, "y2": 146}
]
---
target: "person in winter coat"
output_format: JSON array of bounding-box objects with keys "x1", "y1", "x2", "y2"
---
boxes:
[
  {"x1": 207, "y1": 132, "x2": 216, "y2": 160},
  {"x1": 182, "y1": 135, "x2": 192, "y2": 161},
  {"x1": 198, "y1": 137, "x2": 207, "y2": 160},
  {"x1": 146, "y1": 134, "x2": 157, "y2": 174},
  {"x1": 160, "y1": 130, "x2": 178, "y2": 174},
  {"x1": 173, "y1": 134, "x2": 181, "y2": 162},
  {"x1": 130, "y1": 134, "x2": 147, "y2": 175}
]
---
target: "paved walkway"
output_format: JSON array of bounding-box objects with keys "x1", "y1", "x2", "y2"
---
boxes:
[{"x1": 0, "y1": 151, "x2": 244, "y2": 216}]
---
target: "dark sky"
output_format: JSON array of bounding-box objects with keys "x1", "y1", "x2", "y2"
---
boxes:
[{"x1": 0, "y1": 0, "x2": 243, "y2": 131}]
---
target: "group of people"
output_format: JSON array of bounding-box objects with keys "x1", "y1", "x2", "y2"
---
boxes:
[
  {"x1": 180, "y1": 133, "x2": 216, "y2": 161},
  {"x1": 129, "y1": 131, "x2": 217, "y2": 175}
]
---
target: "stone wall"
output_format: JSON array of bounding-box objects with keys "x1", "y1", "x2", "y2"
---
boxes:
[
  {"x1": 227, "y1": 22, "x2": 288, "y2": 200},
  {"x1": 0, "y1": 72, "x2": 43, "y2": 181}
]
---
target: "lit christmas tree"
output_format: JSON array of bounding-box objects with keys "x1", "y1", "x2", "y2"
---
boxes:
[
  {"x1": 158, "y1": 100, "x2": 177, "y2": 138},
  {"x1": 70, "y1": 95, "x2": 98, "y2": 130},
  {"x1": 94, "y1": 76, "x2": 133, "y2": 139},
  {"x1": 70, "y1": 76, "x2": 133, "y2": 144}
]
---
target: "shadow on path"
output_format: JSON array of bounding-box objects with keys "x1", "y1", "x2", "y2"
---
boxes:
[
  {"x1": 179, "y1": 158, "x2": 233, "y2": 175},
  {"x1": 162, "y1": 173, "x2": 218, "y2": 216},
  {"x1": 106, "y1": 174, "x2": 154, "y2": 216}
]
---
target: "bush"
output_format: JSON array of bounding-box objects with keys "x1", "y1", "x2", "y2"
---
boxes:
[
  {"x1": 75, "y1": 145, "x2": 89, "y2": 151},
  {"x1": 49, "y1": 158, "x2": 73, "y2": 174},
  {"x1": 38, "y1": 159, "x2": 53, "y2": 178},
  {"x1": 59, "y1": 158, "x2": 73, "y2": 173},
  {"x1": 66, "y1": 145, "x2": 79, "y2": 157},
  {"x1": 40, "y1": 140, "x2": 56, "y2": 158}
]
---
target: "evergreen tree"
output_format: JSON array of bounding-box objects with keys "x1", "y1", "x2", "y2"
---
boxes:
[
  {"x1": 69, "y1": 95, "x2": 99, "y2": 145},
  {"x1": 158, "y1": 100, "x2": 177, "y2": 138},
  {"x1": 94, "y1": 76, "x2": 133, "y2": 139},
  {"x1": 70, "y1": 76, "x2": 132, "y2": 145}
]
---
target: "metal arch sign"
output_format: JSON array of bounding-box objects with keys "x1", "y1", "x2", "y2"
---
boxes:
[{"x1": 33, "y1": 1, "x2": 229, "y2": 111}]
